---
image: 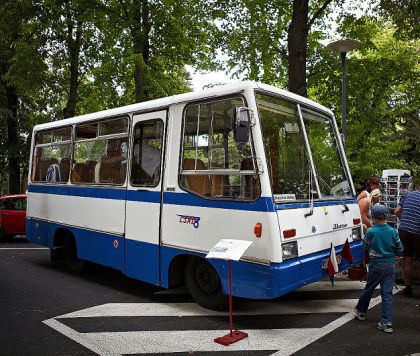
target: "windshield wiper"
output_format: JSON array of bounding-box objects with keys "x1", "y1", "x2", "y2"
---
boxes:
[{"x1": 317, "y1": 175, "x2": 349, "y2": 213}]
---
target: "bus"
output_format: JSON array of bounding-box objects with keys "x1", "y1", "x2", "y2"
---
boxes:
[{"x1": 26, "y1": 81, "x2": 364, "y2": 310}]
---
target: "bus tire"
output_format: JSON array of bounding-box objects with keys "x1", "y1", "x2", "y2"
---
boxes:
[
  {"x1": 185, "y1": 256, "x2": 228, "y2": 311},
  {"x1": 50, "y1": 247, "x2": 63, "y2": 267},
  {"x1": 64, "y1": 235, "x2": 86, "y2": 273}
]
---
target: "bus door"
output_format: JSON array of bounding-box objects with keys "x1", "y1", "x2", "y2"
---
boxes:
[{"x1": 124, "y1": 110, "x2": 166, "y2": 285}]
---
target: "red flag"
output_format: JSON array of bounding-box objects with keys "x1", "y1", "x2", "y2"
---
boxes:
[
  {"x1": 327, "y1": 243, "x2": 339, "y2": 286},
  {"x1": 340, "y1": 238, "x2": 354, "y2": 265}
]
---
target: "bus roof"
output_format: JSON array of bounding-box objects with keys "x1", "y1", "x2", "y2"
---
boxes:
[{"x1": 32, "y1": 81, "x2": 334, "y2": 131}]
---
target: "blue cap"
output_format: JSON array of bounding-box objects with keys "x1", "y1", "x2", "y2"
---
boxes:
[{"x1": 371, "y1": 204, "x2": 387, "y2": 218}]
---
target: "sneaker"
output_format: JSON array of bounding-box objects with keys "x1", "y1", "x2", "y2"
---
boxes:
[
  {"x1": 404, "y1": 285, "x2": 413, "y2": 297},
  {"x1": 354, "y1": 308, "x2": 366, "y2": 321},
  {"x1": 377, "y1": 321, "x2": 393, "y2": 333}
]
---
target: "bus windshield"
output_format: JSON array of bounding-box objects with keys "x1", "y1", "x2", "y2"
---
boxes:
[{"x1": 256, "y1": 93, "x2": 352, "y2": 202}]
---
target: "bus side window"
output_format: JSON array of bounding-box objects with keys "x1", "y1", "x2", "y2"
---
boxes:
[
  {"x1": 99, "y1": 138, "x2": 126, "y2": 184},
  {"x1": 31, "y1": 127, "x2": 71, "y2": 183},
  {"x1": 72, "y1": 117, "x2": 128, "y2": 185},
  {"x1": 180, "y1": 97, "x2": 260, "y2": 200},
  {"x1": 182, "y1": 158, "x2": 212, "y2": 196},
  {"x1": 130, "y1": 119, "x2": 164, "y2": 187}
]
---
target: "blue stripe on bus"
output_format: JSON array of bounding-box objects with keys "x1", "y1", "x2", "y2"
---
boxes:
[
  {"x1": 275, "y1": 199, "x2": 357, "y2": 210},
  {"x1": 126, "y1": 190, "x2": 161, "y2": 203},
  {"x1": 28, "y1": 184, "x2": 127, "y2": 200},
  {"x1": 27, "y1": 184, "x2": 357, "y2": 212},
  {"x1": 163, "y1": 192, "x2": 275, "y2": 212},
  {"x1": 27, "y1": 184, "x2": 275, "y2": 212}
]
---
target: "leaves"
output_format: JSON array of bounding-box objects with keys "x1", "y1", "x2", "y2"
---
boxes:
[
  {"x1": 0, "y1": 0, "x2": 418, "y2": 193},
  {"x1": 309, "y1": 16, "x2": 419, "y2": 188}
]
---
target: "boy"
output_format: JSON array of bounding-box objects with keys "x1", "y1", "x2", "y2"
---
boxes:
[{"x1": 354, "y1": 204, "x2": 404, "y2": 333}]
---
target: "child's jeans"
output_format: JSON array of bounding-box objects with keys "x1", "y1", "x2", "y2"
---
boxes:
[{"x1": 356, "y1": 262, "x2": 395, "y2": 324}]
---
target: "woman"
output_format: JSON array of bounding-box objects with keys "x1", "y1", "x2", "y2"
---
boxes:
[
  {"x1": 357, "y1": 177, "x2": 381, "y2": 202},
  {"x1": 358, "y1": 188, "x2": 382, "y2": 230}
]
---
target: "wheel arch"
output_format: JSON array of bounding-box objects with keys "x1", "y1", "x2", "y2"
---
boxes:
[
  {"x1": 50, "y1": 227, "x2": 74, "y2": 262},
  {"x1": 164, "y1": 251, "x2": 224, "y2": 289}
]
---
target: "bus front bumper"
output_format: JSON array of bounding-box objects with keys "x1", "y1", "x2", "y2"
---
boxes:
[{"x1": 216, "y1": 240, "x2": 364, "y2": 300}]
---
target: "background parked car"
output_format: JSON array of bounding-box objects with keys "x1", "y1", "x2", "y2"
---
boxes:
[{"x1": 0, "y1": 194, "x2": 27, "y2": 241}]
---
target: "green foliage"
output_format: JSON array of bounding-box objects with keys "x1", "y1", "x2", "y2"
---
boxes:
[
  {"x1": 0, "y1": 0, "x2": 418, "y2": 195},
  {"x1": 0, "y1": 0, "x2": 220, "y2": 192},
  {"x1": 378, "y1": 0, "x2": 419, "y2": 40},
  {"x1": 216, "y1": 0, "x2": 290, "y2": 85},
  {"x1": 309, "y1": 16, "x2": 419, "y2": 189}
]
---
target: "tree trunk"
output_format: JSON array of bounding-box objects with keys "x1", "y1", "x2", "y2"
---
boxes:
[
  {"x1": 132, "y1": 0, "x2": 150, "y2": 103},
  {"x1": 5, "y1": 84, "x2": 20, "y2": 194},
  {"x1": 64, "y1": 19, "x2": 82, "y2": 119},
  {"x1": 287, "y1": 0, "x2": 308, "y2": 97}
]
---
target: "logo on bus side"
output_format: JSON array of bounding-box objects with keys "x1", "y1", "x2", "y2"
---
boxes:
[
  {"x1": 333, "y1": 223, "x2": 347, "y2": 230},
  {"x1": 177, "y1": 214, "x2": 201, "y2": 229}
]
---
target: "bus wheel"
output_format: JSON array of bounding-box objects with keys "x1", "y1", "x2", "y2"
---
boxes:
[
  {"x1": 185, "y1": 256, "x2": 228, "y2": 311},
  {"x1": 64, "y1": 235, "x2": 86, "y2": 273}
]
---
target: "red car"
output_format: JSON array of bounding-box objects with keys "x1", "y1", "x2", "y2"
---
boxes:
[{"x1": 0, "y1": 194, "x2": 27, "y2": 241}]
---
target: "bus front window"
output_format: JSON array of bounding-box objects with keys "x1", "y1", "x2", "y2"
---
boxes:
[
  {"x1": 301, "y1": 107, "x2": 352, "y2": 200},
  {"x1": 256, "y1": 94, "x2": 317, "y2": 201},
  {"x1": 256, "y1": 93, "x2": 352, "y2": 202}
]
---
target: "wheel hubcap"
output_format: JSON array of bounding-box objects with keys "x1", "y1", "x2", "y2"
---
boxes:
[{"x1": 194, "y1": 261, "x2": 220, "y2": 294}]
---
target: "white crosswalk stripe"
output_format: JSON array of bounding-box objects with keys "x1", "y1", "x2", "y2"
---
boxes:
[{"x1": 43, "y1": 279, "x2": 393, "y2": 355}]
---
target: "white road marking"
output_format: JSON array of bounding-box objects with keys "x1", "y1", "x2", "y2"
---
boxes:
[
  {"x1": 44, "y1": 280, "x2": 397, "y2": 355},
  {"x1": 81, "y1": 329, "x2": 314, "y2": 354},
  {"x1": 57, "y1": 299, "x2": 360, "y2": 318},
  {"x1": 42, "y1": 318, "x2": 118, "y2": 356}
]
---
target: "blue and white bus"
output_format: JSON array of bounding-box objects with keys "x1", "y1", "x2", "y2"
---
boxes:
[{"x1": 27, "y1": 82, "x2": 363, "y2": 310}]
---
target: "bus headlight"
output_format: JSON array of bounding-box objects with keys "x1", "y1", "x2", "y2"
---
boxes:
[
  {"x1": 282, "y1": 241, "x2": 298, "y2": 260},
  {"x1": 352, "y1": 227, "x2": 361, "y2": 241}
]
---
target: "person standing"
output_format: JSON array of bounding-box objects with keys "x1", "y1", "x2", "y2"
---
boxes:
[
  {"x1": 394, "y1": 177, "x2": 420, "y2": 297},
  {"x1": 357, "y1": 177, "x2": 381, "y2": 202},
  {"x1": 358, "y1": 188, "x2": 381, "y2": 230},
  {"x1": 354, "y1": 204, "x2": 404, "y2": 333}
]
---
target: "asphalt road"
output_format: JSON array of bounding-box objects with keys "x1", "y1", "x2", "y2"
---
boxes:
[{"x1": 1, "y1": 238, "x2": 419, "y2": 355}]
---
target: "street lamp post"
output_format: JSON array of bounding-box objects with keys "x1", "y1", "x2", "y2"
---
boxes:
[{"x1": 326, "y1": 39, "x2": 360, "y2": 152}]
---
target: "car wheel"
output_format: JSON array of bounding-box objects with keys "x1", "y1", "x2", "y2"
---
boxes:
[
  {"x1": 64, "y1": 236, "x2": 86, "y2": 273},
  {"x1": 185, "y1": 256, "x2": 228, "y2": 311}
]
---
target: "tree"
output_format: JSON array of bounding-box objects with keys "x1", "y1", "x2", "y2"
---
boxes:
[
  {"x1": 101, "y1": 0, "x2": 218, "y2": 103},
  {"x1": 0, "y1": 1, "x2": 46, "y2": 193},
  {"x1": 1, "y1": 0, "x2": 220, "y2": 193},
  {"x1": 378, "y1": 0, "x2": 419, "y2": 40},
  {"x1": 217, "y1": 0, "x2": 341, "y2": 96},
  {"x1": 216, "y1": 0, "x2": 290, "y2": 85},
  {"x1": 287, "y1": 0, "x2": 335, "y2": 97},
  {"x1": 308, "y1": 16, "x2": 419, "y2": 186}
]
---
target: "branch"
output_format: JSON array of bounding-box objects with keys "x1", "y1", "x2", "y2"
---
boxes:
[
  {"x1": 274, "y1": 45, "x2": 288, "y2": 62},
  {"x1": 308, "y1": 0, "x2": 334, "y2": 29},
  {"x1": 117, "y1": 0, "x2": 131, "y2": 22}
]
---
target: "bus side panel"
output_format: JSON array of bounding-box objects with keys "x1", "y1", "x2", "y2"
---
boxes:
[
  {"x1": 71, "y1": 226, "x2": 125, "y2": 273},
  {"x1": 125, "y1": 239, "x2": 159, "y2": 285},
  {"x1": 26, "y1": 216, "x2": 126, "y2": 272},
  {"x1": 26, "y1": 217, "x2": 50, "y2": 247}
]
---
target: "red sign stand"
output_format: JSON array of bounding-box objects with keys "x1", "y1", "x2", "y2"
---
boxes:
[{"x1": 214, "y1": 260, "x2": 248, "y2": 346}]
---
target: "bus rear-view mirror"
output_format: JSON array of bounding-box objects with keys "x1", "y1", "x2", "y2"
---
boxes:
[{"x1": 233, "y1": 107, "x2": 251, "y2": 148}]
